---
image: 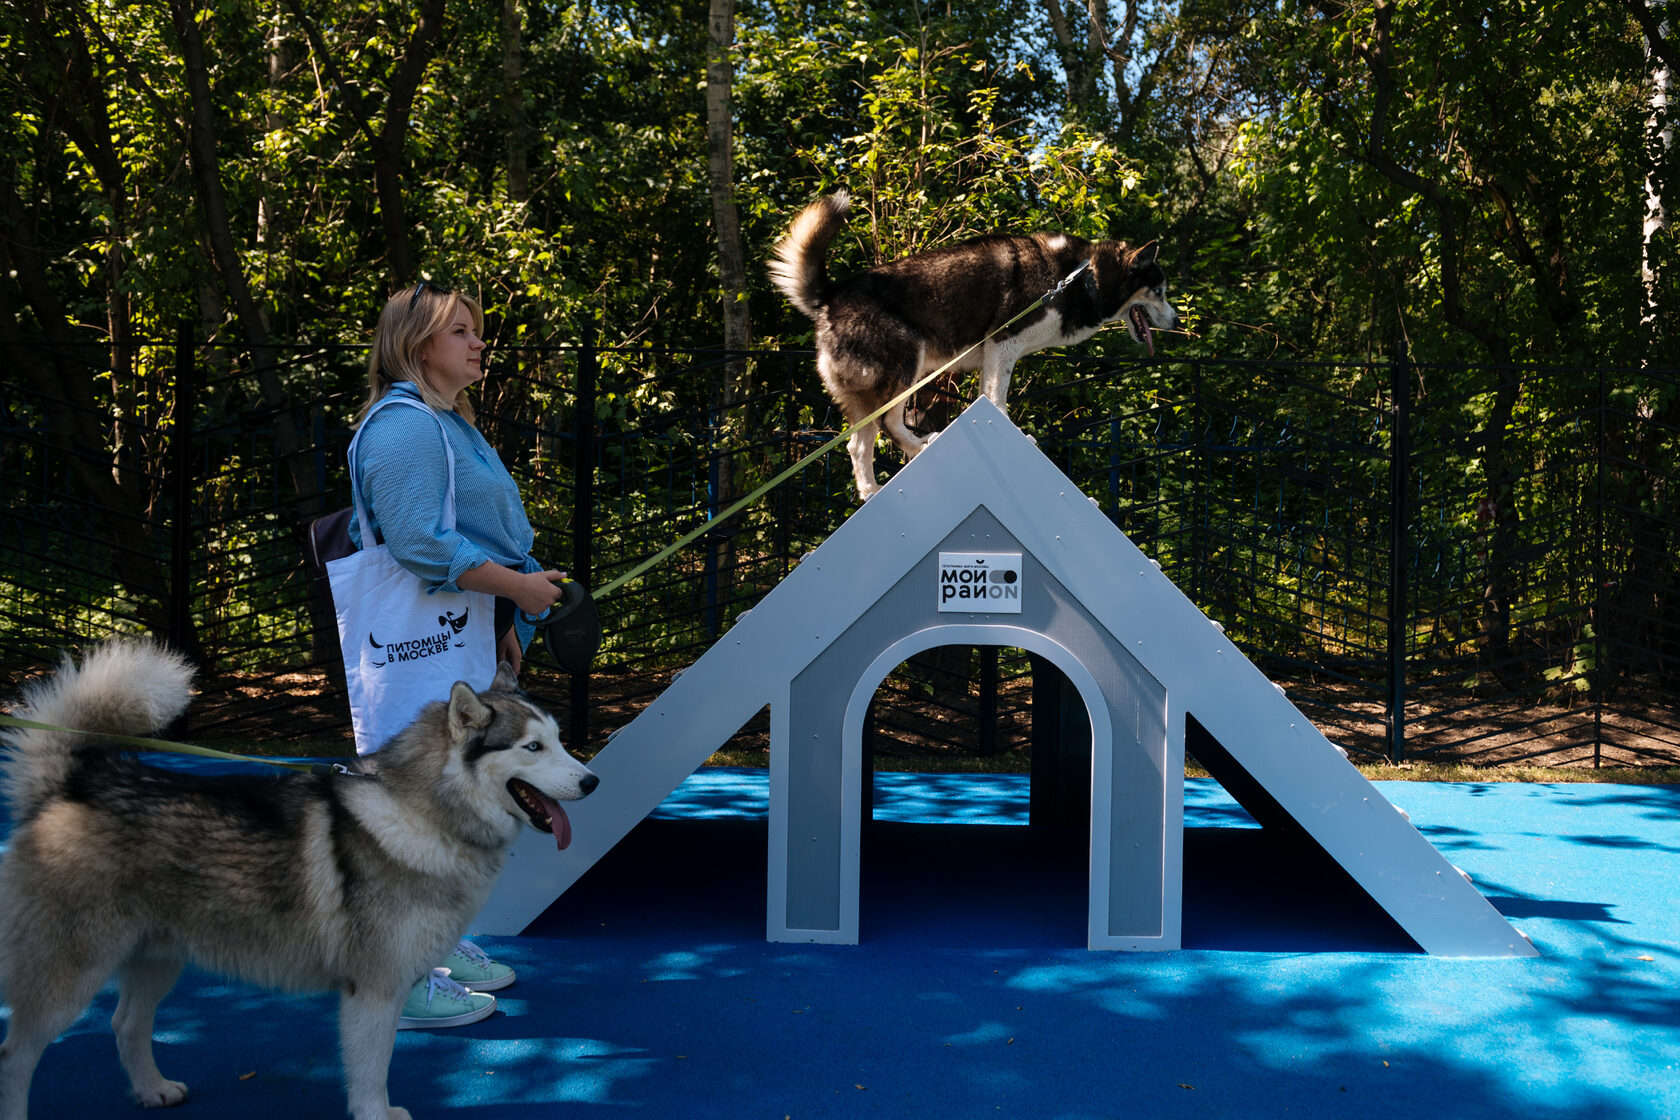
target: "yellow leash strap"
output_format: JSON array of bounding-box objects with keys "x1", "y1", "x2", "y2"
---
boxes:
[
  {"x1": 593, "y1": 261, "x2": 1089, "y2": 599},
  {"x1": 0, "y1": 714, "x2": 319, "y2": 773}
]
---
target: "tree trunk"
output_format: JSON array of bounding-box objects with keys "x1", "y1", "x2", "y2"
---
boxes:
[
  {"x1": 172, "y1": 0, "x2": 331, "y2": 668},
  {"x1": 0, "y1": 181, "x2": 181, "y2": 648},
  {"x1": 374, "y1": 0, "x2": 447, "y2": 285},
  {"x1": 281, "y1": 0, "x2": 446, "y2": 286},
  {"x1": 504, "y1": 0, "x2": 529, "y2": 204},
  {"x1": 1339, "y1": 0, "x2": 1536, "y2": 686},
  {"x1": 1041, "y1": 0, "x2": 1098, "y2": 122},
  {"x1": 1642, "y1": 16, "x2": 1672, "y2": 334},
  {"x1": 14, "y1": 7, "x2": 149, "y2": 519},
  {"x1": 705, "y1": 0, "x2": 750, "y2": 619},
  {"x1": 705, "y1": 0, "x2": 750, "y2": 358}
]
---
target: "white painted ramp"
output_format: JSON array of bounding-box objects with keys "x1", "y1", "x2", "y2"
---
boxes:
[{"x1": 477, "y1": 398, "x2": 1537, "y2": 958}]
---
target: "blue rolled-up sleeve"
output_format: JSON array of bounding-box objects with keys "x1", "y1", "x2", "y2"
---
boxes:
[{"x1": 353, "y1": 406, "x2": 491, "y2": 592}]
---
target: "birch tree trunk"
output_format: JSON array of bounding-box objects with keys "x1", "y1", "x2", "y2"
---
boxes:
[{"x1": 1643, "y1": 18, "x2": 1671, "y2": 334}]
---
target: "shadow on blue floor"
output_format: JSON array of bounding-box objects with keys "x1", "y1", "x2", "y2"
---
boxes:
[
  {"x1": 528, "y1": 815, "x2": 1418, "y2": 955},
  {"x1": 6, "y1": 770, "x2": 1679, "y2": 1119}
]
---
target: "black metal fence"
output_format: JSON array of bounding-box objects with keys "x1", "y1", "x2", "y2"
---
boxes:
[{"x1": 3, "y1": 331, "x2": 1676, "y2": 768}]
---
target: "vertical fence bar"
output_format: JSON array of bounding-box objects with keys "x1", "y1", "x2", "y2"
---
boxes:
[
  {"x1": 1593, "y1": 366, "x2": 1606, "y2": 767},
  {"x1": 1107, "y1": 417, "x2": 1121, "y2": 520},
  {"x1": 1386, "y1": 345, "x2": 1411, "y2": 763},
  {"x1": 570, "y1": 327, "x2": 597, "y2": 752},
  {"x1": 778, "y1": 353, "x2": 795, "y2": 581},
  {"x1": 169, "y1": 319, "x2": 196, "y2": 665},
  {"x1": 977, "y1": 644, "x2": 999, "y2": 755},
  {"x1": 704, "y1": 410, "x2": 721, "y2": 637},
  {"x1": 1191, "y1": 360, "x2": 1206, "y2": 605}
]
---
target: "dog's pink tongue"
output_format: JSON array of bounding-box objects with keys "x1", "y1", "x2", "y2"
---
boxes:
[
  {"x1": 538, "y1": 792, "x2": 573, "y2": 850},
  {"x1": 1130, "y1": 306, "x2": 1155, "y2": 356}
]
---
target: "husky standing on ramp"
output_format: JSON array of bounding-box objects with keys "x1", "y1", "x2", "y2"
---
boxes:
[
  {"x1": 769, "y1": 189, "x2": 1179, "y2": 499},
  {"x1": 0, "y1": 639, "x2": 598, "y2": 1120}
]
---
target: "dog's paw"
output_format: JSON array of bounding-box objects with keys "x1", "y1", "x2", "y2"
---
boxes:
[
  {"x1": 133, "y1": 1078, "x2": 188, "y2": 1108},
  {"x1": 386, "y1": 1108, "x2": 414, "y2": 1120}
]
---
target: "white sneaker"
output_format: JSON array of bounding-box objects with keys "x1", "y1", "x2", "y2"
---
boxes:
[
  {"x1": 397, "y1": 968, "x2": 496, "y2": 1030},
  {"x1": 444, "y1": 938, "x2": 516, "y2": 992}
]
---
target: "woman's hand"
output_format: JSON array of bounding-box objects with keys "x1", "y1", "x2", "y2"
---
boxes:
[
  {"x1": 456, "y1": 563, "x2": 570, "y2": 678},
  {"x1": 457, "y1": 561, "x2": 568, "y2": 617},
  {"x1": 510, "y1": 568, "x2": 568, "y2": 617},
  {"x1": 497, "y1": 627, "x2": 524, "y2": 676}
]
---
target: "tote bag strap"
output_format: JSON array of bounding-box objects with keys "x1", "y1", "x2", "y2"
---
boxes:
[{"x1": 345, "y1": 393, "x2": 460, "y2": 543}]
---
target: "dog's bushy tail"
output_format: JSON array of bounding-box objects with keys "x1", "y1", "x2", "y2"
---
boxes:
[
  {"x1": 769, "y1": 189, "x2": 849, "y2": 319},
  {"x1": 1, "y1": 638, "x2": 194, "y2": 821}
]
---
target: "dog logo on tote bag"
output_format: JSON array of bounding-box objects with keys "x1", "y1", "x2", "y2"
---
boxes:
[{"x1": 365, "y1": 606, "x2": 474, "y2": 669}]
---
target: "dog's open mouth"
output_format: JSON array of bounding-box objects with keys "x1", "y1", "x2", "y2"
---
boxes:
[
  {"x1": 508, "y1": 778, "x2": 574, "y2": 851},
  {"x1": 1129, "y1": 304, "x2": 1155, "y2": 356}
]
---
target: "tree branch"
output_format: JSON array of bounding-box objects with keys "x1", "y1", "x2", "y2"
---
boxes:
[
  {"x1": 1618, "y1": 0, "x2": 1678, "y2": 73},
  {"x1": 277, "y1": 0, "x2": 446, "y2": 284},
  {"x1": 1342, "y1": 0, "x2": 1507, "y2": 360},
  {"x1": 21, "y1": 8, "x2": 125, "y2": 196},
  {"x1": 279, "y1": 0, "x2": 381, "y2": 149},
  {"x1": 375, "y1": 0, "x2": 447, "y2": 284}
]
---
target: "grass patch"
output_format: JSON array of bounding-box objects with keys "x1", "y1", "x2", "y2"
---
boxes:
[{"x1": 1350, "y1": 760, "x2": 1680, "y2": 785}]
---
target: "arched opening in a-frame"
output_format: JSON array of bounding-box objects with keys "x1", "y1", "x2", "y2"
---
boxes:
[
  {"x1": 839, "y1": 625, "x2": 1150, "y2": 948},
  {"x1": 842, "y1": 642, "x2": 1084, "y2": 946}
]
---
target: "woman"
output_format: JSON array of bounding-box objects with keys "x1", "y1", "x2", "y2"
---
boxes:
[
  {"x1": 349, "y1": 281, "x2": 566, "y2": 1028},
  {"x1": 352, "y1": 282, "x2": 566, "y2": 672}
]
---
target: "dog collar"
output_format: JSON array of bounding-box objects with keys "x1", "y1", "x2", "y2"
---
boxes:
[
  {"x1": 1043, "y1": 258, "x2": 1092, "y2": 303},
  {"x1": 312, "y1": 761, "x2": 376, "y2": 779}
]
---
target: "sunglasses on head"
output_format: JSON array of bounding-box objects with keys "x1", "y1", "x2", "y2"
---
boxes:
[{"x1": 407, "y1": 278, "x2": 453, "y2": 308}]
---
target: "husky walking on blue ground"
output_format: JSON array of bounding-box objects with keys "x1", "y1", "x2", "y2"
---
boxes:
[{"x1": 0, "y1": 639, "x2": 598, "y2": 1120}]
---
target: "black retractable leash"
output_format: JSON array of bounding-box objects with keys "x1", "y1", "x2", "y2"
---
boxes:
[{"x1": 529, "y1": 578, "x2": 602, "y2": 675}]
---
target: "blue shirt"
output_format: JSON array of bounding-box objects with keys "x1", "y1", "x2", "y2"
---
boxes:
[{"x1": 348, "y1": 382, "x2": 544, "y2": 646}]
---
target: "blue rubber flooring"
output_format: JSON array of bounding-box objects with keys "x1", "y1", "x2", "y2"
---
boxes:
[{"x1": 7, "y1": 769, "x2": 1679, "y2": 1119}]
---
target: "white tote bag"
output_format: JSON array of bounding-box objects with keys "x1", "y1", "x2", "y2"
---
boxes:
[{"x1": 327, "y1": 396, "x2": 497, "y2": 754}]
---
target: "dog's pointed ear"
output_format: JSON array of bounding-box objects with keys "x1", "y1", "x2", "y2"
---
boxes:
[
  {"x1": 1129, "y1": 240, "x2": 1160, "y2": 268},
  {"x1": 447, "y1": 679, "x2": 494, "y2": 736},
  {"x1": 490, "y1": 660, "x2": 518, "y2": 691}
]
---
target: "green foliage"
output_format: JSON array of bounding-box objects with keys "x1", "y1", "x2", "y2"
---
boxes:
[
  {"x1": 8, "y1": 0, "x2": 1667, "y2": 362},
  {"x1": 2, "y1": 0, "x2": 1675, "y2": 699},
  {"x1": 1215, "y1": 0, "x2": 1661, "y2": 365}
]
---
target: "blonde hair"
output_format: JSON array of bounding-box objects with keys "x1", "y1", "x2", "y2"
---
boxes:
[{"x1": 356, "y1": 283, "x2": 485, "y2": 425}]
